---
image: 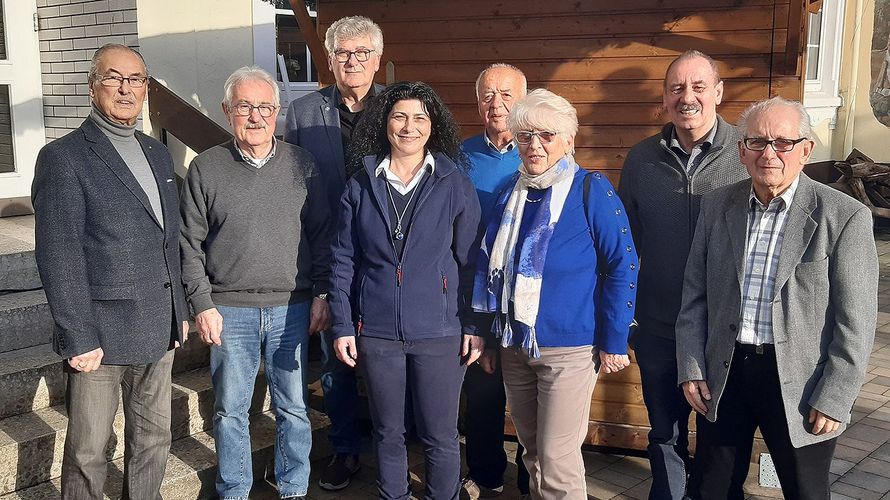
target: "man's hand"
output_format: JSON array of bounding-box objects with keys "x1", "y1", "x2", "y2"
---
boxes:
[
  {"x1": 309, "y1": 297, "x2": 331, "y2": 334},
  {"x1": 462, "y1": 334, "x2": 485, "y2": 365},
  {"x1": 809, "y1": 408, "x2": 841, "y2": 435},
  {"x1": 478, "y1": 348, "x2": 498, "y2": 374},
  {"x1": 334, "y1": 335, "x2": 358, "y2": 367},
  {"x1": 195, "y1": 308, "x2": 223, "y2": 346},
  {"x1": 682, "y1": 380, "x2": 712, "y2": 415},
  {"x1": 599, "y1": 352, "x2": 630, "y2": 374},
  {"x1": 69, "y1": 347, "x2": 104, "y2": 372}
]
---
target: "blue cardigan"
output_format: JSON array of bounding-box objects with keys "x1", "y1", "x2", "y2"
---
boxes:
[
  {"x1": 328, "y1": 153, "x2": 482, "y2": 341},
  {"x1": 478, "y1": 169, "x2": 639, "y2": 354}
]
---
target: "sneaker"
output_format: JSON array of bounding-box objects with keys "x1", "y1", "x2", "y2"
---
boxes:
[
  {"x1": 460, "y1": 477, "x2": 504, "y2": 499},
  {"x1": 318, "y1": 453, "x2": 360, "y2": 491}
]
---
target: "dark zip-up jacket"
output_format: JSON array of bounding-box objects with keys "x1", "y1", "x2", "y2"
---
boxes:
[
  {"x1": 329, "y1": 153, "x2": 482, "y2": 341},
  {"x1": 618, "y1": 115, "x2": 748, "y2": 339}
]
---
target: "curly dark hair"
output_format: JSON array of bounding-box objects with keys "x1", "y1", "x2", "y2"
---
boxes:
[{"x1": 345, "y1": 81, "x2": 467, "y2": 177}]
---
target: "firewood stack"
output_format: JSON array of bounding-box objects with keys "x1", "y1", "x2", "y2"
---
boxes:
[{"x1": 825, "y1": 150, "x2": 890, "y2": 219}]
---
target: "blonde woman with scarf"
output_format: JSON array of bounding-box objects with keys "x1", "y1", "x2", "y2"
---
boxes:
[{"x1": 472, "y1": 89, "x2": 638, "y2": 499}]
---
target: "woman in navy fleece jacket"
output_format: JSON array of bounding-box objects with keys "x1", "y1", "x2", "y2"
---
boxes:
[
  {"x1": 328, "y1": 82, "x2": 482, "y2": 500},
  {"x1": 472, "y1": 89, "x2": 639, "y2": 499}
]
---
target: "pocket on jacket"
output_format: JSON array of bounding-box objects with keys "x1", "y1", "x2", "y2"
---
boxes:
[{"x1": 89, "y1": 283, "x2": 137, "y2": 300}]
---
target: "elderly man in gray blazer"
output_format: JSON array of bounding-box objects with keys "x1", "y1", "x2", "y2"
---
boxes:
[
  {"x1": 676, "y1": 97, "x2": 877, "y2": 500},
  {"x1": 32, "y1": 44, "x2": 188, "y2": 499}
]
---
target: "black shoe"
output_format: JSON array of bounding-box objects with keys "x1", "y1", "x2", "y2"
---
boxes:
[{"x1": 318, "y1": 453, "x2": 361, "y2": 491}]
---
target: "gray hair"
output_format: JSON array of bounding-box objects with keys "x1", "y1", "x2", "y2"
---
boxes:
[
  {"x1": 222, "y1": 66, "x2": 280, "y2": 109},
  {"x1": 664, "y1": 50, "x2": 721, "y2": 87},
  {"x1": 88, "y1": 44, "x2": 146, "y2": 85},
  {"x1": 474, "y1": 63, "x2": 528, "y2": 100},
  {"x1": 324, "y1": 16, "x2": 384, "y2": 55},
  {"x1": 737, "y1": 96, "x2": 813, "y2": 139},
  {"x1": 508, "y1": 88, "x2": 579, "y2": 138}
]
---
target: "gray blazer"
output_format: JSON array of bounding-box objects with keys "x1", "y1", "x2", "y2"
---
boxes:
[
  {"x1": 32, "y1": 118, "x2": 188, "y2": 365},
  {"x1": 283, "y1": 83, "x2": 385, "y2": 210},
  {"x1": 676, "y1": 174, "x2": 877, "y2": 447}
]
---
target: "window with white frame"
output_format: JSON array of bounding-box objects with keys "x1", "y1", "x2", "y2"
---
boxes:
[
  {"x1": 253, "y1": 0, "x2": 320, "y2": 108},
  {"x1": 804, "y1": 0, "x2": 845, "y2": 127}
]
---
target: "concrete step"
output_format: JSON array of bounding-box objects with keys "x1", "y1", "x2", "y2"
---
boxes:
[
  {"x1": 0, "y1": 365, "x2": 275, "y2": 495},
  {"x1": 0, "y1": 336, "x2": 211, "y2": 421},
  {"x1": 0, "y1": 290, "x2": 53, "y2": 354},
  {"x1": 0, "y1": 250, "x2": 40, "y2": 293},
  {"x1": 0, "y1": 409, "x2": 330, "y2": 500}
]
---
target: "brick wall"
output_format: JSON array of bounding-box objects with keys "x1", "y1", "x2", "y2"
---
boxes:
[{"x1": 36, "y1": 0, "x2": 139, "y2": 142}]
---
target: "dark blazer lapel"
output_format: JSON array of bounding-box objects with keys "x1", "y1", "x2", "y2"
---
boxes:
[
  {"x1": 83, "y1": 120, "x2": 161, "y2": 229},
  {"x1": 724, "y1": 181, "x2": 751, "y2": 286},
  {"x1": 773, "y1": 175, "x2": 818, "y2": 299},
  {"x1": 137, "y1": 132, "x2": 173, "y2": 233},
  {"x1": 322, "y1": 86, "x2": 346, "y2": 183}
]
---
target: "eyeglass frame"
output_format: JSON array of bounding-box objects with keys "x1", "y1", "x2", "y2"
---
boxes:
[
  {"x1": 228, "y1": 102, "x2": 279, "y2": 118},
  {"x1": 515, "y1": 130, "x2": 559, "y2": 145},
  {"x1": 98, "y1": 75, "x2": 149, "y2": 88},
  {"x1": 331, "y1": 48, "x2": 376, "y2": 63},
  {"x1": 742, "y1": 137, "x2": 808, "y2": 152}
]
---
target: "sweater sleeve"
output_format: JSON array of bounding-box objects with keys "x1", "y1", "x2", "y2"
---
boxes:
[
  {"x1": 178, "y1": 161, "x2": 215, "y2": 315},
  {"x1": 588, "y1": 172, "x2": 639, "y2": 354}
]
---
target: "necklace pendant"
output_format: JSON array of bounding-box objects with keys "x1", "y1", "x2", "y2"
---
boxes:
[{"x1": 393, "y1": 228, "x2": 404, "y2": 240}]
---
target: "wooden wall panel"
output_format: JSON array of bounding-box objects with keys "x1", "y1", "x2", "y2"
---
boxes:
[{"x1": 318, "y1": 0, "x2": 806, "y2": 452}]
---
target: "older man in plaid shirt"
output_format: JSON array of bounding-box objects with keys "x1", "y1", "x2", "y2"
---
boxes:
[{"x1": 675, "y1": 97, "x2": 878, "y2": 500}]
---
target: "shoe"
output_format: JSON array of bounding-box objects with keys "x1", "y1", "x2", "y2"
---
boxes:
[
  {"x1": 460, "y1": 477, "x2": 504, "y2": 499},
  {"x1": 318, "y1": 453, "x2": 361, "y2": 491}
]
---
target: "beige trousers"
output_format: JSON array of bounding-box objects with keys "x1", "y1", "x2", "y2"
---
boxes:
[{"x1": 500, "y1": 346, "x2": 598, "y2": 500}]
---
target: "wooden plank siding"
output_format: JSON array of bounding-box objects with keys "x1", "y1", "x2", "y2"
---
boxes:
[{"x1": 317, "y1": 0, "x2": 806, "y2": 451}]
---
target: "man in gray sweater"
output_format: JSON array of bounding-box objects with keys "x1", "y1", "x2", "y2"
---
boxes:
[
  {"x1": 617, "y1": 50, "x2": 748, "y2": 500},
  {"x1": 179, "y1": 66, "x2": 331, "y2": 500}
]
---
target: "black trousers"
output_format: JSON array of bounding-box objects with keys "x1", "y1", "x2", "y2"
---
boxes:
[
  {"x1": 689, "y1": 344, "x2": 836, "y2": 500},
  {"x1": 463, "y1": 352, "x2": 530, "y2": 494}
]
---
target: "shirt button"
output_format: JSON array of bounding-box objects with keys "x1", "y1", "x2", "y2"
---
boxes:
[
  {"x1": 724, "y1": 360, "x2": 730, "y2": 368},
  {"x1": 729, "y1": 323, "x2": 737, "y2": 332}
]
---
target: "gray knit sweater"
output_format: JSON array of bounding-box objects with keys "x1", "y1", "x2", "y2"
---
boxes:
[
  {"x1": 179, "y1": 141, "x2": 331, "y2": 313},
  {"x1": 618, "y1": 115, "x2": 748, "y2": 339}
]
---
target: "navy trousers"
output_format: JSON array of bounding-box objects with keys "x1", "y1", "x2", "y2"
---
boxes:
[
  {"x1": 634, "y1": 332, "x2": 692, "y2": 500},
  {"x1": 359, "y1": 335, "x2": 466, "y2": 500}
]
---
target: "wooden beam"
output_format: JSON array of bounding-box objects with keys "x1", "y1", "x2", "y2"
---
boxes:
[
  {"x1": 785, "y1": 0, "x2": 806, "y2": 75},
  {"x1": 147, "y1": 77, "x2": 232, "y2": 156},
  {"x1": 288, "y1": 0, "x2": 333, "y2": 86}
]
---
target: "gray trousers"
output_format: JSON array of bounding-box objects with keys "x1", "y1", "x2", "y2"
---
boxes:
[
  {"x1": 501, "y1": 346, "x2": 598, "y2": 500},
  {"x1": 61, "y1": 349, "x2": 175, "y2": 500}
]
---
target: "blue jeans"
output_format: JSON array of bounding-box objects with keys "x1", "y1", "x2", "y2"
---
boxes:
[
  {"x1": 634, "y1": 332, "x2": 692, "y2": 500},
  {"x1": 211, "y1": 302, "x2": 312, "y2": 499},
  {"x1": 319, "y1": 329, "x2": 362, "y2": 455}
]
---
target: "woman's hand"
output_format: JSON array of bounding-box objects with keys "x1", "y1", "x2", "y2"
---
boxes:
[
  {"x1": 599, "y1": 351, "x2": 630, "y2": 374},
  {"x1": 334, "y1": 336, "x2": 358, "y2": 368},
  {"x1": 461, "y1": 334, "x2": 485, "y2": 365}
]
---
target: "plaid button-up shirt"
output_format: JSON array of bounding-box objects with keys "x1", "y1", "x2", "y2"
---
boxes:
[{"x1": 738, "y1": 177, "x2": 800, "y2": 345}]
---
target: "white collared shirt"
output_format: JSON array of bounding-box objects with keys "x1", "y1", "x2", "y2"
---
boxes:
[
  {"x1": 484, "y1": 133, "x2": 516, "y2": 154},
  {"x1": 375, "y1": 152, "x2": 436, "y2": 195}
]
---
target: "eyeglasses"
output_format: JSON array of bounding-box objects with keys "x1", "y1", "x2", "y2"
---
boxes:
[
  {"x1": 230, "y1": 103, "x2": 278, "y2": 118},
  {"x1": 743, "y1": 137, "x2": 808, "y2": 152},
  {"x1": 99, "y1": 75, "x2": 148, "y2": 88},
  {"x1": 515, "y1": 130, "x2": 558, "y2": 145},
  {"x1": 332, "y1": 49, "x2": 375, "y2": 63}
]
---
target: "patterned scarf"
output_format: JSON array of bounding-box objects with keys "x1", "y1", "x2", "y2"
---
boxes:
[{"x1": 472, "y1": 155, "x2": 579, "y2": 358}]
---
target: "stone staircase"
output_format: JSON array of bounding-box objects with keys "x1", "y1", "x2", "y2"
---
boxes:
[{"x1": 0, "y1": 216, "x2": 328, "y2": 498}]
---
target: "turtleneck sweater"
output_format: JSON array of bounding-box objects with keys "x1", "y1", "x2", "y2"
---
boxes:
[{"x1": 89, "y1": 106, "x2": 164, "y2": 227}]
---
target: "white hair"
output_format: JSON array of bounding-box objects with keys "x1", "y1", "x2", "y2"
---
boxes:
[
  {"x1": 737, "y1": 96, "x2": 813, "y2": 138},
  {"x1": 324, "y1": 16, "x2": 384, "y2": 55},
  {"x1": 508, "y1": 88, "x2": 578, "y2": 138},
  {"x1": 222, "y1": 66, "x2": 280, "y2": 108},
  {"x1": 474, "y1": 63, "x2": 528, "y2": 100}
]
